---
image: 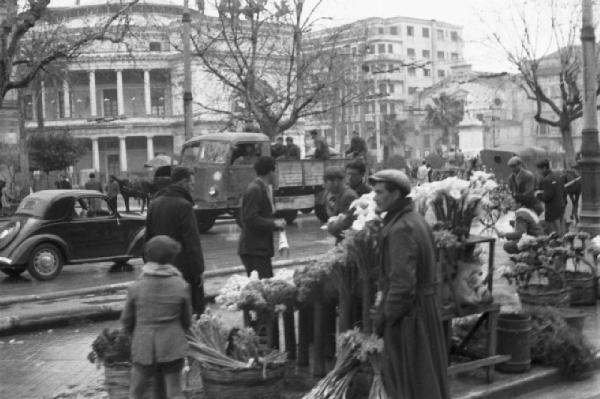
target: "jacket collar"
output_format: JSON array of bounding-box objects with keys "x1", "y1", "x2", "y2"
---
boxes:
[
  {"x1": 383, "y1": 197, "x2": 413, "y2": 224},
  {"x1": 156, "y1": 184, "x2": 194, "y2": 204},
  {"x1": 141, "y1": 262, "x2": 181, "y2": 277}
]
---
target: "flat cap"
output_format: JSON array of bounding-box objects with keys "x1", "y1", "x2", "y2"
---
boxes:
[
  {"x1": 170, "y1": 166, "x2": 192, "y2": 183},
  {"x1": 144, "y1": 235, "x2": 181, "y2": 264},
  {"x1": 507, "y1": 156, "x2": 522, "y2": 166},
  {"x1": 369, "y1": 169, "x2": 411, "y2": 193},
  {"x1": 324, "y1": 166, "x2": 345, "y2": 181}
]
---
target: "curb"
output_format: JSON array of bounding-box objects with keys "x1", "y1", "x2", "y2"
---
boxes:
[
  {"x1": 0, "y1": 256, "x2": 319, "y2": 334},
  {"x1": 0, "y1": 255, "x2": 319, "y2": 307}
]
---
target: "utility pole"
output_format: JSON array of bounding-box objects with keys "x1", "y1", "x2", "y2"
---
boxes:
[
  {"x1": 182, "y1": 0, "x2": 193, "y2": 140},
  {"x1": 579, "y1": 0, "x2": 600, "y2": 234}
]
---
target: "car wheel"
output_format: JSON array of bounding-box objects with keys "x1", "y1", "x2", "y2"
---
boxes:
[
  {"x1": 27, "y1": 243, "x2": 64, "y2": 281},
  {"x1": 195, "y1": 211, "x2": 217, "y2": 233},
  {"x1": 1, "y1": 267, "x2": 25, "y2": 278},
  {"x1": 300, "y1": 207, "x2": 313, "y2": 214}
]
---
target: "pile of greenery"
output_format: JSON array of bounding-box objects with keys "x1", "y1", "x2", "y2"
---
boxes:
[{"x1": 87, "y1": 329, "x2": 131, "y2": 366}]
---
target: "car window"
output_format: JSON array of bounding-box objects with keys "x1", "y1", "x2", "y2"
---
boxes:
[
  {"x1": 45, "y1": 197, "x2": 74, "y2": 220},
  {"x1": 231, "y1": 142, "x2": 262, "y2": 165},
  {"x1": 15, "y1": 196, "x2": 49, "y2": 217},
  {"x1": 72, "y1": 197, "x2": 114, "y2": 219},
  {"x1": 182, "y1": 141, "x2": 229, "y2": 164}
]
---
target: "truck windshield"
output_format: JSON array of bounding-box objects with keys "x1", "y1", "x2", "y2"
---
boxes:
[{"x1": 182, "y1": 141, "x2": 229, "y2": 164}]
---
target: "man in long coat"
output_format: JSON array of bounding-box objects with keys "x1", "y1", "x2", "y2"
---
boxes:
[
  {"x1": 508, "y1": 156, "x2": 536, "y2": 207},
  {"x1": 370, "y1": 169, "x2": 449, "y2": 399},
  {"x1": 535, "y1": 158, "x2": 566, "y2": 235},
  {"x1": 144, "y1": 166, "x2": 205, "y2": 314}
]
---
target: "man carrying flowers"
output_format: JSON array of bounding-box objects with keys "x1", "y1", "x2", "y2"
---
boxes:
[
  {"x1": 370, "y1": 169, "x2": 449, "y2": 399},
  {"x1": 324, "y1": 166, "x2": 358, "y2": 240}
]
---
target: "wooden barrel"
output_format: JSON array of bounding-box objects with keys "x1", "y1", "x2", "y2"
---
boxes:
[{"x1": 496, "y1": 313, "x2": 531, "y2": 373}]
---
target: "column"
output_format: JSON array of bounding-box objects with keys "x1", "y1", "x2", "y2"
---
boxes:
[
  {"x1": 116, "y1": 69, "x2": 124, "y2": 115},
  {"x1": 92, "y1": 138, "x2": 100, "y2": 172},
  {"x1": 41, "y1": 81, "x2": 47, "y2": 119},
  {"x1": 119, "y1": 136, "x2": 128, "y2": 172},
  {"x1": 89, "y1": 71, "x2": 97, "y2": 117},
  {"x1": 63, "y1": 79, "x2": 71, "y2": 118},
  {"x1": 375, "y1": 101, "x2": 382, "y2": 162},
  {"x1": 144, "y1": 69, "x2": 151, "y2": 115},
  {"x1": 146, "y1": 135, "x2": 154, "y2": 161}
]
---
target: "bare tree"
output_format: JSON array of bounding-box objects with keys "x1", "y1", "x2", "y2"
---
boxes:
[
  {"x1": 487, "y1": 0, "x2": 589, "y2": 163},
  {"x1": 0, "y1": 0, "x2": 138, "y2": 109},
  {"x1": 186, "y1": 0, "x2": 362, "y2": 138}
]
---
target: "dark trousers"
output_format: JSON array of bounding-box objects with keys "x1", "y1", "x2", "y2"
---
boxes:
[
  {"x1": 190, "y1": 281, "x2": 205, "y2": 315},
  {"x1": 108, "y1": 196, "x2": 118, "y2": 213},
  {"x1": 240, "y1": 254, "x2": 273, "y2": 278},
  {"x1": 130, "y1": 359, "x2": 184, "y2": 399}
]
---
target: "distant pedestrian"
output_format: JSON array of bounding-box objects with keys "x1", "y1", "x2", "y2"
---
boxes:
[
  {"x1": 84, "y1": 173, "x2": 103, "y2": 192},
  {"x1": 121, "y1": 235, "x2": 192, "y2": 399},
  {"x1": 310, "y1": 130, "x2": 330, "y2": 160},
  {"x1": 238, "y1": 156, "x2": 286, "y2": 278},
  {"x1": 145, "y1": 166, "x2": 205, "y2": 314},
  {"x1": 535, "y1": 159, "x2": 566, "y2": 235},
  {"x1": 285, "y1": 137, "x2": 301, "y2": 159},
  {"x1": 345, "y1": 131, "x2": 367, "y2": 159},
  {"x1": 507, "y1": 156, "x2": 536, "y2": 209},
  {"x1": 57, "y1": 175, "x2": 72, "y2": 189},
  {"x1": 345, "y1": 159, "x2": 372, "y2": 196},
  {"x1": 106, "y1": 175, "x2": 120, "y2": 212}
]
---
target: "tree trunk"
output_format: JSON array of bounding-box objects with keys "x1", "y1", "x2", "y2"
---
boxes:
[
  {"x1": 560, "y1": 121, "x2": 576, "y2": 167},
  {"x1": 34, "y1": 78, "x2": 44, "y2": 134}
]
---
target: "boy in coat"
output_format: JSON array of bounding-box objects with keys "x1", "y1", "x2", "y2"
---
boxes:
[{"x1": 121, "y1": 235, "x2": 192, "y2": 399}]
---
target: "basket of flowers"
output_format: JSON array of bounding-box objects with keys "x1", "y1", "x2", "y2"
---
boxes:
[
  {"x1": 561, "y1": 232, "x2": 597, "y2": 306},
  {"x1": 88, "y1": 329, "x2": 151, "y2": 399},
  {"x1": 186, "y1": 313, "x2": 287, "y2": 399}
]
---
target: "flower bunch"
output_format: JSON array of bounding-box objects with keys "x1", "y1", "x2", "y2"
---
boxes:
[
  {"x1": 349, "y1": 192, "x2": 380, "y2": 231},
  {"x1": 87, "y1": 329, "x2": 131, "y2": 367},
  {"x1": 294, "y1": 248, "x2": 342, "y2": 303},
  {"x1": 216, "y1": 273, "x2": 257, "y2": 311}
]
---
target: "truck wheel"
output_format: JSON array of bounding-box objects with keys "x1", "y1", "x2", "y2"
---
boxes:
[
  {"x1": 277, "y1": 210, "x2": 297, "y2": 225},
  {"x1": 195, "y1": 211, "x2": 217, "y2": 233},
  {"x1": 314, "y1": 204, "x2": 328, "y2": 223},
  {"x1": 300, "y1": 208, "x2": 313, "y2": 214}
]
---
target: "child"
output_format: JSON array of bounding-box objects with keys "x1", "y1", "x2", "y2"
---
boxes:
[{"x1": 121, "y1": 235, "x2": 192, "y2": 399}]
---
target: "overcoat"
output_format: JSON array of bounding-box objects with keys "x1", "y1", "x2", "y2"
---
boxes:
[
  {"x1": 376, "y1": 198, "x2": 449, "y2": 399},
  {"x1": 121, "y1": 263, "x2": 192, "y2": 365},
  {"x1": 238, "y1": 178, "x2": 278, "y2": 258},
  {"x1": 508, "y1": 168, "x2": 536, "y2": 206},
  {"x1": 537, "y1": 171, "x2": 566, "y2": 222}
]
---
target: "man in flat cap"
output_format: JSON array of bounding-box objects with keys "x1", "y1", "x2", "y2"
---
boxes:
[
  {"x1": 370, "y1": 169, "x2": 449, "y2": 399},
  {"x1": 144, "y1": 166, "x2": 205, "y2": 314},
  {"x1": 507, "y1": 156, "x2": 537, "y2": 208},
  {"x1": 324, "y1": 166, "x2": 358, "y2": 240}
]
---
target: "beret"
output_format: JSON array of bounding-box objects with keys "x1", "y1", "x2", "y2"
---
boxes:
[
  {"x1": 507, "y1": 156, "x2": 522, "y2": 166},
  {"x1": 145, "y1": 235, "x2": 182, "y2": 264},
  {"x1": 170, "y1": 166, "x2": 192, "y2": 183},
  {"x1": 369, "y1": 169, "x2": 411, "y2": 193}
]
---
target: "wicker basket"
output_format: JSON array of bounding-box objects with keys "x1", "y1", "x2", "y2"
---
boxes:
[
  {"x1": 104, "y1": 363, "x2": 138, "y2": 399},
  {"x1": 199, "y1": 361, "x2": 285, "y2": 399},
  {"x1": 517, "y1": 266, "x2": 571, "y2": 308},
  {"x1": 563, "y1": 256, "x2": 597, "y2": 306}
]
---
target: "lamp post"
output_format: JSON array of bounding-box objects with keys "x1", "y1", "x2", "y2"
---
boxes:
[
  {"x1": 182, "y1": 0, "x2": 194, "y2": 140},
  {"x1": 578, "y1": 0, "x2": 600, "y2": 234}
]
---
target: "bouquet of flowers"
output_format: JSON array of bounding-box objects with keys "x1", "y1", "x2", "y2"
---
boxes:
[
  {"x1": 294, "y1": 247, "x2": 342, "y2": 303},
  {"x1": 87, "y1": 328, "x2": 131, "y2": 367}
]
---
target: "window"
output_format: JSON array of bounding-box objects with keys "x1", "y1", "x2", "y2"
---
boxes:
[
  {"x1": 390, "y1": 26, "x2": 398, "y2": 35},
  {"x1": 182, "y1": 141, "x2": 230, "y2": 164},
  {"x1": 451, "y1": 52, "x2": 459, "y2": 61},
  {"x1": 149, "y1": 42, "x2": 162, "y2": 51},
  {"x1": 378, "y1": 64, "x2": 386, "y2": 73},
  {"x1": 367, "y1": 44, "x2": 374, "y2": 54},
  {"x1": 407, "y1": 48, "x2": 416, "y2": 58},
  {"x1": 423, "y1": 68, "x2": 431, "y2": 77},
  {"x1": 151, "y1": 88, "x2": 166, "y2": 116},
  {"x1": 102, "y1": 89, "x2": 118, "y2": 117},
  {"x1": 74, "y1": 197, "x2": 114, "y2": 218},
  {"x1": 408, "y1": 67, "x2": 416, "y2": 77},
  {"x1": 24, "y1": 94, "x2": 33, "y2": 120},
  {"x1": 422, "y1": 49, "x2": 430, "y2": 59},
  {"x1": 389, "y1": 103, "x2": 395, "y2": 114},
  {"x1": 380, "y1": 103, "x2": 387, "y2": 114},
  {"x1": 388, "y1": 64, "x2": 395, "y2": 72},
  {"x1": 437, "y1": 29, "x2": 444, "y2": 40},
  {"x1": 352, "y1": 47, "x2": 357, "y2": 55},
  {"x1": 378, "y1": 27, "x2": 384, "y2": 34},
  {"x1": 388, "y1": 44, "x2": 393, "y2": 53},
  {"x1": 378, "y1": 43, "x2": 386, "y2": 53},
  {"x1": 538, "y1": 124, "x2": 549, "y2": 136},
  {"x1": 378, "y1": 83, "x2": 387, "y2": 95},
  {"x1": 451, "y1": 31, "x2": 459, "y2": 42},
  {"x1": 408, "y1": 86, "x2": 418, "y2": 95},
  {"x1": 437, "y1": 51, "x2": 445, "y2": 60},
  {"x1": 407, "y1": 26, "x2": 414, "y2": 36},
  {"x1": 422, "y1": 27, "x2": 429, "y2": 38},
  {"x1": 388, "y1": 83, "x2": 395, "y2": 93},
  {"x1": 438, "y1": 70, "x2": 446, "y2": 78},
  {"x1": 424, "y1": 134, "x2": 431, "y2": 148}
]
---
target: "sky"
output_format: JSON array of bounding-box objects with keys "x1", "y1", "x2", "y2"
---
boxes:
[{"x1": 47, "y1": 0, "x2": 592, "y2": 73}]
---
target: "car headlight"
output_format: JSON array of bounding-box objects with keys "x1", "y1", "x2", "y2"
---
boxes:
[
  {"x1": 0, "y1": 221, "x2": 20, "y2": 250},
  {"x1": 208, "y1": 186, "x2": 218, "y2": 197},
  {"x1": 213, "y1": 171, "x2": 222, "y2": 182}
]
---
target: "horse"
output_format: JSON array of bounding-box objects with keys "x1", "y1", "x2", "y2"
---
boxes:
[
  {"x1": 563, "y1": 169, "x2": 581, "y2": 224},
  {"x1": 113, "y1": 176, "x2": 155, "y2": 213}
]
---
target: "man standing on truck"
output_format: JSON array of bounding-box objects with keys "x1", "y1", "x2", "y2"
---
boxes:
[
  {"x1": 238, "y1": 156, "x2": 287, "y2": 278},
  {"x1": 507, "y1": 156, "x2": 537, "y2": 208},
  {"x1": 271, "y1": 136, "x2": 286, "y2": 159},
  {"x1": 144, "y1": 166, "x2": 206, "y2": 314},
  {"x1": 285, "y1": 137, "x2": 301, "y2": 159},
  {"x1": 345, "y1": 131, "x2": 367, "y2": 159},
  {"x1": 310, "y1": 129, "x2": 330, "y2": 160}
]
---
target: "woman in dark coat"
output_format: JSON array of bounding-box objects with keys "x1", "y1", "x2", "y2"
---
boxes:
[
  {"x1": 370, "y1": 169, "x2": 449, "y2": 399},
  {"x1": 121, "y1": 235, "x2": 192, "y2": 399}
]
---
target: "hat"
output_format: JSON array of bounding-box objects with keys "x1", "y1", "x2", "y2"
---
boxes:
[
  {"x1": 507, "y1": 156, "x2": 522, "y2": 167},
  {"x1": 144, "y1": 235, "x2": 181, "y2": 264},
  {"x1": 285, "y1": 136, "x2": 293, "y2": 142},
  {"x1": 170, "y1": 166, "x2": 192, "y2": 183},
  {"x1": 369, "y1": 169, "x2": 411, "y2": 194}
]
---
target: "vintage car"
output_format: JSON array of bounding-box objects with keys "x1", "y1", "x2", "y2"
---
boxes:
[
  {"x1": 480, "y1": 146, "x2": 566, "y2": 183},
  {"x1": 0, "y1": 190, "x2": 146, "y2": 281}
]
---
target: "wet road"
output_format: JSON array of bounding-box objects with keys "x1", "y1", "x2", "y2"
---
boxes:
[{"x1": 0, "y1": 213, "x2": 333, "y2": 297}]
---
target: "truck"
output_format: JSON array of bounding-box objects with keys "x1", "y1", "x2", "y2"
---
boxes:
[{"x1": 178, "y1": 132, "x2": 349, "y2": 232}]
